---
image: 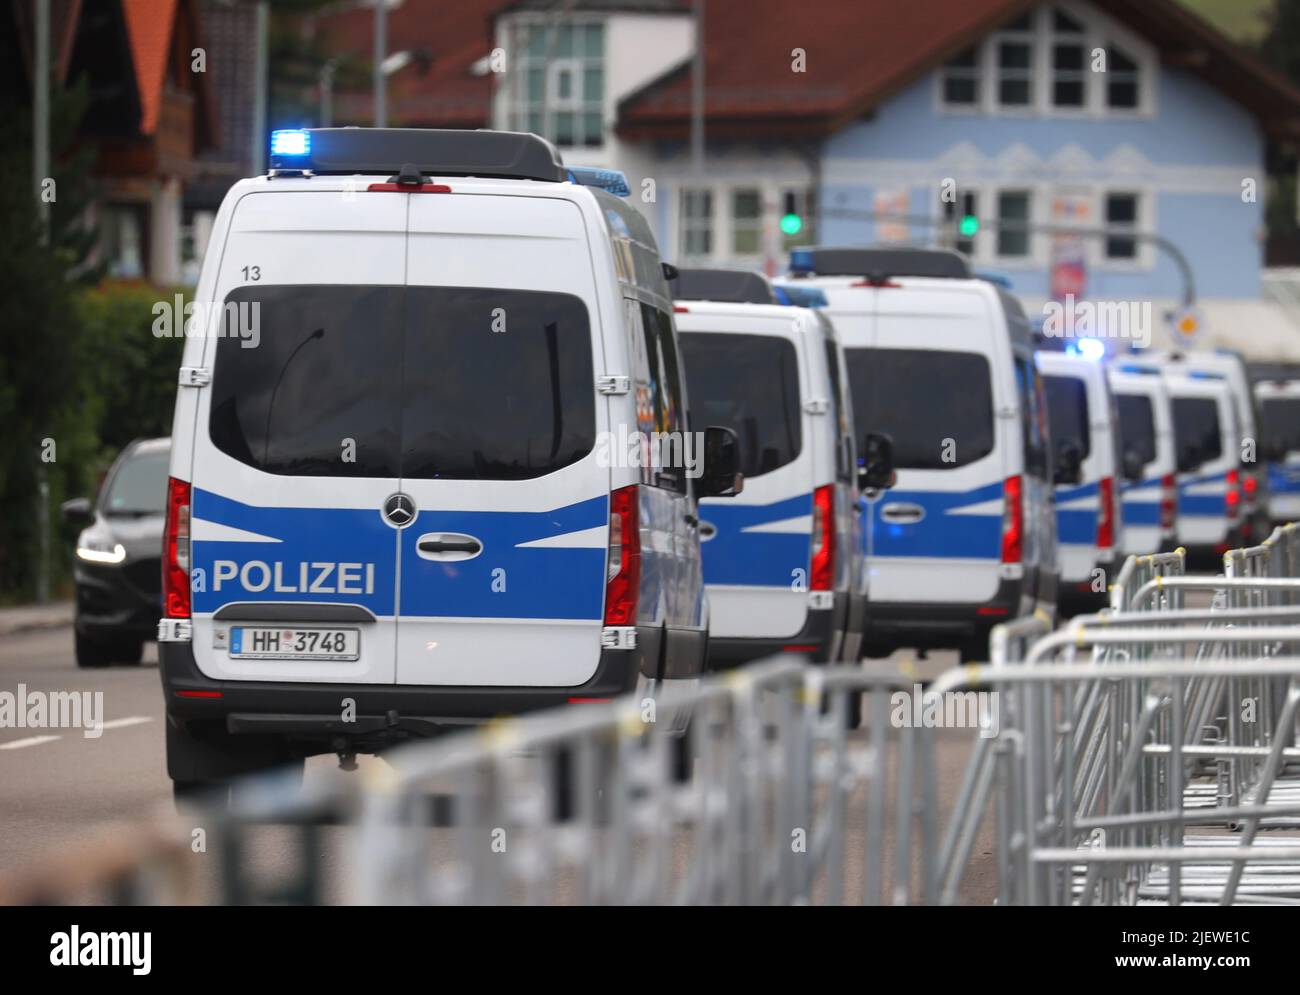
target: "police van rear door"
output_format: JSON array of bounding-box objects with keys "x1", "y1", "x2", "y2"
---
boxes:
[
  {"x1": 187, "y1": 187, "x2": 405, "y2": 684},
  {"x1": 395, "y1": 191, "x2": 610, "y2": 687}
]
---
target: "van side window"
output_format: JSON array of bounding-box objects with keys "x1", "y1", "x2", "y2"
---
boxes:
[
  {"x1": 1015, "y1": 358, "x2": 1050, "y2": 480},
  {"x1": 1042, "y1": 374, "x2": 1092, "y2": 460},
  {"x1": 824, "y1": 339, "x2": 853, "y2": 482},
  {"x1": 637, "y1": 301, "x2": 688, "y2": 492}
]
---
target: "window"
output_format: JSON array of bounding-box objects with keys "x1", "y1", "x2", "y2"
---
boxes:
[
  {"x1": 1104, "y1": 192, "x2": 1139, "y2": 260},
  {"x1": 678, "y1": 332, "x2": 802, "y2": 479},
  {"x1": 941, "y1": 45, "x2": 980, "y2": 106},
  {"x1": 732, "y1": 189, "x2": 762, "y2": 256},
  {"x1": 210, "y1": 285, "x2": 595, "y2": 480},
  {"x1": 824, "y1": 338, "x2": 853, "y2": 482},
  {"x1": 1017, "y1": 358, "x2": 1051, "y2": 480},
  {"x1": 681, "y1": 189, "x2": 714, "y2": 258},
  {"x1": 942, "y1": 190, "x2": 979, "y2": 256},
  {"x1": 1043, "y1": 374, "x2": 1092, "y2": 459},
  {"x1": 102, "y1": 203, "x2": 148, "y2": 279},
  {"x1": 102, "y1": 449, "x2": 170, "y2": 515},
  {"x1": 1116, "y1": 393, "x2": 1157, "y2": 468},
  {"x1": 512, "y1": 21, "x2": 604, "y2": 147},
  {"x1": 1106, "y1": 44, "x2": 1140, "y2": 109},
  {"x1": 1051, "y1": 9, "x2": 1087, "y2": 108},
  {"x1": 1262, "y1": 397, "x2": 1300, "y2": 455},
  {"x1": 996, "y1": 190, "x2": 1032, "y2": 258},
  {"x1": 1172, "y1": 398, "x2": 1222, "y2": 470},
  {"x1": 844, "y1": 348, "x2": 994, "y2": 470},
  {"x1": 637, "y1": 303, "x2": 689, "y2": 491},
  {"x1": 995, "y1": 15, "x2": 1035, "y2": 107}
]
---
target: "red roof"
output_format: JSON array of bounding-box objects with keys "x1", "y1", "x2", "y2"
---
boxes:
[
  {"x1": 122, "y1": 0, "x2": 179, "y2": 134},
  {"x1": 619, "y1": 0, "x2": 1300, "y2": 139}
]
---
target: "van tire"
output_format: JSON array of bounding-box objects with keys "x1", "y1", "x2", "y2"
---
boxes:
[{"x1": 166, "y1": 719, "x2": 302, "y2": 800}]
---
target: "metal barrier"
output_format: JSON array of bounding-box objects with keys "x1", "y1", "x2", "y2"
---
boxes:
[{"x1": 4, "y1": 528, "x2": 1300, "y2": 906}]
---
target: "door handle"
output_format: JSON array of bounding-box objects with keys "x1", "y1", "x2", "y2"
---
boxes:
[
  {"x1": 416, "y1": 532, "x2": 483, "y2": 561},
  {"x1": 880, "y1": 502, "x2": 925, "y2": 524},
  {"x1": 698, "y1": 521, "x2": 717, "y2": 540}
]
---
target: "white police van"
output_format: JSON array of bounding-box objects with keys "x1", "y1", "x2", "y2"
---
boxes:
[
  {"x1": 787, "y1": 248, "x2": 1057, "y2": 661},
  {"x1": 1162, "y1": 368, "x2": 1241, "y2": 564},
  {"x1": 158, "y1": 128, "x2": 741, "y2": 796},
  {"x1": 670, "y1": 271, "x2": 867, "y2": 667},
  {"x1": 1255, "y1": 376, "x2": 1300, "y2": 526},
  {"x1": 1146, "y1": 350, "x2": 1268, "y2": 543},
  {"x1": 1108, "y1": 364, "x2": 1178, "y2": 556},
  {"x1": 1035, "y1": 349, "x2": 1124, "y2": 613}
]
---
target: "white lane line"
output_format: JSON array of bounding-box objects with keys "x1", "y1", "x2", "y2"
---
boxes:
[
  {"x1": 100, "y1": 716, "x2": 153, "y2": 731},
  {"x1": 0, "y1": 735, "x2": 62, "y2": 750}
]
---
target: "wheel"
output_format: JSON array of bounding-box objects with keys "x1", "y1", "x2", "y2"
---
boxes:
[
  {"x1": 75, "y1": 631, "x2": 144, "y2": 667},
  {"x1": 166, "y1": 719, "x2": 302, "y2": 809},
  {"x1": 75, "y1": 631, "x2": 117, "y2": 668}
]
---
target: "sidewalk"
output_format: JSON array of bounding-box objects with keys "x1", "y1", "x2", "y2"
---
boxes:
[{"x1": 0, "y1": 602, "x2": 74, "y2": 637}]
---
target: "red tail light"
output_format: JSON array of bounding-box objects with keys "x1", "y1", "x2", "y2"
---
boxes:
[
  {"x1": 163, "y1": 476, "x2": 191, "y2": 618},
  {"x1": 1097, "y1": 476, "x2": 1115, "y2": 550},
  {"x1": 1001, "y1": 475, "x2": 1023, "y2": 564},
  {"x1": 1225, "y1": 468, "x2": 1241, "y2": 522},
  {"x1": 810, "y1": 484, "x2": 835, "y2": 591},
  {"x1": 1159, "y1": 473, "x2": 1177, "y2": 532},
  {"x1": 1243, "y1": 473, "x2": 1258, "y2": 498},
  {"x1": 604, "y1": 485, "x2": 641, "y2": 625}
]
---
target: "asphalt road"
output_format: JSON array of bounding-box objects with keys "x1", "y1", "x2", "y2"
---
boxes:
[{"x1": 0, "y1": 625, "x2": 996, "y2": 904}]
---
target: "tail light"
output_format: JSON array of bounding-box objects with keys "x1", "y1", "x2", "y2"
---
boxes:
[
  {"x1": 810, "y1": 484, "x2": 835, "y2": 591},
  {"x1": 1159, "y1": 473, "x2": 1177, "y2": 532},
  {"x1": 1000, "y1": 475, "x2": 1023, "y2": 564},
  {"x1": 1096, "y1": 476, "x2": 1115, "y2": 550},
  {"x1": 1243, "y1": 473, "x2": 1258, "y2": 499},
  {"x1": 604, "y1": 485, "x2": 641, "y2": 625},
  {"x1": 1225, "y1": 468, "x2": 1241, "y2": 522},
  {"x1": 163, "y1": 476, "x2": 191, "y2": 618}
]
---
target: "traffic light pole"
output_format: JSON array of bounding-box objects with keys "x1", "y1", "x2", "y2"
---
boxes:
[{"x1": 818, "y1": 208, "x2": 1197, "y2": 310}]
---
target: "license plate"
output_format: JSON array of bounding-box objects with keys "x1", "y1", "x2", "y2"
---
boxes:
[{"x1": 229, "y1": 626, "x2": 360, "y2": 661}]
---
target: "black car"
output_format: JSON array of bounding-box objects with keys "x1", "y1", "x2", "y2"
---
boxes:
[{"x1": 62, "y1": 438, "x2": 170, "y2": 667}]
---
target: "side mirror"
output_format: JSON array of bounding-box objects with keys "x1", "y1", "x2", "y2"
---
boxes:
[
  {"x1": 698, "y1": 425, "x2": 744, "y2": 498},
  {"x1": 858, "y1": 431, "x2": 897, "y2": 491},
  {"x1": 1121, "y1": 448, "x2": 1146, "y2": 483},
  {"x1": 60, "y1": 497, "x2": 93, "y2": 525},
  {"x1": 1053, "y1": 439, "x2": 1084, "y2": 486},
  {"x1": 661, "y1": 261, "x2": 680, "y2": 282}
]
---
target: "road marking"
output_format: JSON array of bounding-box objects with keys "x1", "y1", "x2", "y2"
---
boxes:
[
  {"x1": 0, "y1": 735, "x2": 62, "y2": 750},
  {"x1": 100, "y1": 716, "x2": 153, "y2": 731}
]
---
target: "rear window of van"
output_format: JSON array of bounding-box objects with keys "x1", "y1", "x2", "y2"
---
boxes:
[
  {"x1": 1262, "y1": 397, "x2": 1300, "y2": 455},
  {"x1": 844, "y1": 348, "x2": 994, "y2": 470},
  {"x1": 1043, "y1": 374, "x2": 1092, "y2": 460},
  {"x1": 679, "y1": 332, "x2": 802, "y2": 478},
  {"x1": 1115, "y1": 393, "x2": 1157, "y2": 467},
  {"x1": 1172, "y1": 397, "x2": 1223, "y2": 470},
  {"x1": 208, "y1": 285, "x2": 595, "y2": 480}
]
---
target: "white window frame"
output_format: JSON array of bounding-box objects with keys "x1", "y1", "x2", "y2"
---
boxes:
[
  {"x1": 934, "y1": 2, "x2": 1156, "y2": 120},
  {"x1": 679, "y1": 187, "x2": 716, "y2": 262},
  {"x1": 994, "y1": 187, "x2": 1035, "y2": 262},
  {"x1": 731, "y1": 187, "x2": 764, "y2": 259},
  {"x1": 505, "y1": 15, "x2": 606, "y2": 149}
]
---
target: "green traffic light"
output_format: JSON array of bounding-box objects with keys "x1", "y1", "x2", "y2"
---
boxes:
[
  {"x1": 780, "y1": 213, "x2": 803, "y2": 236},
  {"x1": 958, "y1": 214, "x2": 979, "y2": 238}
]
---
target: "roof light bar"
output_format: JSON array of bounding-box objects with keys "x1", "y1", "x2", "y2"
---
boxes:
[
  {"x1": 270, "y1": 129, "x2": 311, "y2": 158},
  {"x1": 567, "y1": 166, "x2": 631, "y2": 197}
]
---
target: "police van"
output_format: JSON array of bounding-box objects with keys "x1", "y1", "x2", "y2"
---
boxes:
[
  {"x1": 1255, "y1": 377, "x2": 1300, "y2": 526},
  {"x1": 671, "y1": 276, "x2": 867, "y2": 667},
  {"x1": 1107, "y1": 364, "x2": 1178, "y2": 556},
  {"x1": 1146, "y1": 350, "x2": 1267, "y2": 543},
  {"x1": 1035, "y1": 349, "x2": 1124, "y2": 614},
  {"x1": 159, "y1": 128, "x2": 742, "y2": 796},
  {"x1": 1162, "y1": 368, "x2": 1241, "y2": 564},
  {"x1": 786, "y1": 247, "x2": 1057, "y2": 661}
]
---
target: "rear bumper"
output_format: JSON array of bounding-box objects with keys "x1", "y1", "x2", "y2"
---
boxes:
[
  {"x1": 706, "y1": 590, "x2": 848, "y2": 669},
  {"x1": 864, "y1": 576, "x2": 1026, "y2": 651},
  {"x1": 160, "y1": 627, "x2": 653, "y2": 750}
]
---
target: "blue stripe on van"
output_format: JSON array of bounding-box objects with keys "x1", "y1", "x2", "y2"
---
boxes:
[
  {"x1": 1120, "y1": 476, "x2": 1162, "y2": 527},
  {"x1": 864, "y1": 481, "x2": 1003, "y2": 560},
  {"x1": 1269, "y1": 462, "x2": 1300, "y2": 495},
  {"x1": 190, "y1": 488, "x2": 607, "y2": 620},
  {"x1": 1055, "y1": 480, "x2": 1099, "y2": 546},
  {"x1": 1178, "y1": 471, "x2": 1228, "y2": 518},
  {"x1": 698, "y1": 492, "x2": 812, "y2": 587}
]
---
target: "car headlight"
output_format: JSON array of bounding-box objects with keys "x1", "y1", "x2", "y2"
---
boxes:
[{"x1": 77, "y1": 539, "x2": 127, "y2": 564}]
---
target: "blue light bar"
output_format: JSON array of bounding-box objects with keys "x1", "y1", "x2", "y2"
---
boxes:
[
  {"x1": 1188, "y1": 370, "x2": 1226, "y2": 381},
  {"x1": 567, "y1": 166, "x2": 630, "y2": 197},
  {"x1": 270, "y1": 129, "x2": 311, "y2": 158},
  {"x1": 974, "y1": 270, "x2": 1011, "y2": 289},
  {"x1": 775, "y1": 284, "x2": 828, "y2": 308},
  {"x1": 789, "y1": 248, "x2": 816, "y2": 275},
  {"x1": 1072, "y1": 338, "x2": 1107, "y2": 361},
  {"x1": 1117, "y1": 364, "x2": 1160, "y2": 375}
]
